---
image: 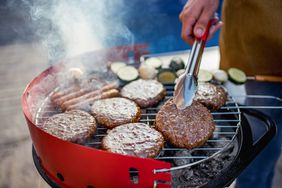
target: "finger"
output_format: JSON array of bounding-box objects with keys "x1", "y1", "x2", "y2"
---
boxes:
[
  {"x1": 210, "y1": 16, "x2": 220, "y2": 26},
  {"x1": 181, "y1": 28, "x2": 194, "y2": 45},
  {"x1": 207, "y1": 21, "x2": 223, "y2": 40},
  {"x1": 179, "y1": 0, "x2": 203, "y2": 21},
  {"x1": 179, "y1": 6, "x2": 202, "y2": 45},
  {"x1": 182, "y1": 34, "x2": 194, "y2": 46},
  {"x1": 193, "y1": 9, "x2": 215, "y2": 38},
  {"x1": 181, "y1": 20, "x2": 195, "y2": 45},
  {"x1": 179, "y1": 0, "x2": 196, "y2": 19}
]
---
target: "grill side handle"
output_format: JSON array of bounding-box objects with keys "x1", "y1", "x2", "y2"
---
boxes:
[
  {"x1": 239, "y1": 108, "x2": 277, "y2": 158},
  {"x1": 228, "y1": 108, "x2": 276, "y2": 186},
  {"x1": 206, "y1": 108, "x2": 277, "y2": 188}
]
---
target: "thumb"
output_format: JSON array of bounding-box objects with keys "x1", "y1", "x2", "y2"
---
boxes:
[{"x1": 194, "y1": 26, "x2": 205, "y2": 38}]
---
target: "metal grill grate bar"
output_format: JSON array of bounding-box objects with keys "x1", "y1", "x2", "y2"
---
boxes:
[
  {"x1": 162, "y1": 147, "x2": 223, "y2": 151},
  {"x1": 157, "y1": 156, "x2": 208, "y2": 160}
]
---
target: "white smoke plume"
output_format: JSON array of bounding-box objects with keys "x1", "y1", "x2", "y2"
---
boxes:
[{"x1": 14, "y1": 0, "x2": 135, "y2": 62}]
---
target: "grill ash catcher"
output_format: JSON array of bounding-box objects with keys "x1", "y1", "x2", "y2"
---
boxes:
[{"x1": 22, "y1": 46, "x2": 282, "y2": 188}]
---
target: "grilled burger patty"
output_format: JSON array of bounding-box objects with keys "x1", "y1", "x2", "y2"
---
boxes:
[
  {"x1": 41, "y1": 110, "x2": 96, "y2": 144},
  {"x1": 120, "y1": 79, "x2": 166, "y2": 108},
  {"x1": 101, "y1": 123, "x2": 164, "y2": 158},
  {"x1": 91, "y1": 97, "x2": 141, "y2": 129},
  {"x1": 194, "y1": 82, "x2": 227, "y2": 111},
  {"x1": 156, "y1": 99, "x2": 215, "y2": 149}
]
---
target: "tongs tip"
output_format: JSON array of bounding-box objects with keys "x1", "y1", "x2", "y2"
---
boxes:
[{"x1": 173, "y1": 74, "x2": 197, "y2": 109}]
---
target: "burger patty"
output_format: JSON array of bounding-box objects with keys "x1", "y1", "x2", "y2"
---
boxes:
[
  {"x1": 120, "y1": 79, "x2": 166, "y2": 108},
  {"x1": 91, "y1": 97, "x2": 141, "y2": 129},
  {"x1": 101, "y1": 123, "x2": 164, "y2": 158},
  {"x1": 194, "y1": 82, "x2": 228, "y2": 111},
  {"x1": 155, "y1": 99, "x2": 215, "y2": 149},
  {"x1": 41, "y1": 110, "x2": 96, "y2": 144}
]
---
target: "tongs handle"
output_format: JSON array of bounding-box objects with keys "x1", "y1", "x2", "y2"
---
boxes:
[{"x1": 186, "y1": 20, "x2": 212, "y2": 77}]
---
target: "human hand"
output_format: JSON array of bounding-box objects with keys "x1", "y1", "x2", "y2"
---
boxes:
[{"x1": 179, "y1": 0, "x2": 222, "y2": 45}]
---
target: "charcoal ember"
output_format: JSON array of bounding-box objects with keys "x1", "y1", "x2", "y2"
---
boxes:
[
  {"x1": 174, "y1": 150, "x2": 193, "y2": 166},
  {"x1": 213, "y1": 137, "x2": 231, "y2": 148},
  {"x1": 182, "y1": 168, "x2": 194, "y2": 180},
  {"x1": 171, "y1": 139, "x2": 238, "y2": 188},
  {"x1": 172, "y1": 168, "x2": 209, "y2": 188},
  {"x1": 171, "y1": 168, "x2": 195, "y2": 188},
  {"x1": 196, "y1": 158, "x2": 224, "y2": 178}
]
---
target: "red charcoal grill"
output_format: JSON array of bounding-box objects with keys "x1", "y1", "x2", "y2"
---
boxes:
[{"x1": 22, "y1": 45, "x2": 279, "y2": 188}]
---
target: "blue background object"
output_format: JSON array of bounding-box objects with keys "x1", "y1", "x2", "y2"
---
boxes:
[
  {"x1": 121, "y1": 0, "x2": 223, "y2": 53},
  {"x1": 0, "y1": 0, "x2": 223, "y2": 55}
]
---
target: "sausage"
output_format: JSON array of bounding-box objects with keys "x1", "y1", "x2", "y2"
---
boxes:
[
  {"x1": 65, "y1": 89, "x2": 120, "y2": 111},
  {"x1": 51, "y1": 86, "x2": 80, "y2": 102},
  {"x1": 60, "y1": 82, "x2": 119, "y2": 110},
  {"x1": 53, "y1": 88, "x2": 92, "y2": 105}
]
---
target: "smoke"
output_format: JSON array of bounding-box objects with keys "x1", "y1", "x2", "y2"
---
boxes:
[
  {"x1": 8, "y1": 0, "x2": 134, "y2": 62},
  {"x1": 11, "y1": 0, "x2": 138, "y2": 115}
]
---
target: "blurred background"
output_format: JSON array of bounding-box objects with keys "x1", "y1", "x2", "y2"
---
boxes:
[{"x1": 0, "y1": 0, "x2": 281, "y2": 187}]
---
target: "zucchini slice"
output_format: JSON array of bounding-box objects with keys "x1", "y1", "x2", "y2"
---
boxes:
[
  {"x1": 145, "y1": 57, "x2": 163, "y2": 69},
  {"x1": 169, "y1": 57, "x2": 185, "y2": 71},
  {"x1": 198, "y1": 69, "x2": 213, "y2": 82},
  {"x1": 157, "y1": 69, "x2": 177, "y2": 84},
  {"x1": 117, "y1": 66, "x2": 139, "y2": 82},
  {"x1": 110, "y1": 62, "x2": 127, "y2": 74},
  {"x1": 228, "y1": 67, "x2": 247, "y2": 84}
]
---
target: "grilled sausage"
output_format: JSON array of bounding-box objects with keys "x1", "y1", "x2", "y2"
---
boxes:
[
  {"x1": 54, "y1": 88, "x2": 92, "y2": 105},
  {"x1": 65, "y1": 89, "x2": 120, "y2": 111},
  {"x1": 51, "y1": 86, "x2": 80, "y2": 102},
  {"x1": 60, "y1": 82, "x2": 119, "y2": 110}
]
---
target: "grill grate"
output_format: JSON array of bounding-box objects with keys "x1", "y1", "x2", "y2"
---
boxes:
[{"x1": 34, "y1": 84, "x2": 241, "y2": 172}]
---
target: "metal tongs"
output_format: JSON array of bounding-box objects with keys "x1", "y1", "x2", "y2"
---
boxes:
[{"x1": 174, "y1": 21, "x2": 212, "y2": 109}]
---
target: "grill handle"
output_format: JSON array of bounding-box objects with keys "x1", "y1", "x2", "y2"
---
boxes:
[
  {"x1": 227, "y1": 108, "x2": 276, "y2": 186},
  {"x1": 241, "y1": 109, "x2": 277, "y2": 156},
  {"x1": 206, "y1": 108, "x2": 277, "y2": 188},
  {"x1": 228, "y1": 95, "x2": 282, "y2": 109}
]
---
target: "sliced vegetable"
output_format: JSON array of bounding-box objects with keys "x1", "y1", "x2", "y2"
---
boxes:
[
  {"x1": 198, "y1": 69, "x2": 213, "y2": 82},
  {"x1": 228, "y1": 67, "x2": 247, "y2": 84},
  {"x1": 110, "y1": 62, "x2": 127, "y2": 74},
  {"x1": 213, "y1": 69, "x2": 228, "y2": 82},
  {"x1": 169, "y1": 57, "x2": 185, "y2": 71},
  {"x1": 139, "y1": 64, "x2": 157, "y2": 80},
  {"x1": 117, "y1": 66, "x2": 139, "y2": 82},
  {"x1": 144, "y1": 57, "x2": 163, "y2": 69},
  {"x1": 157, "y1": 69, "x2": 177, "y2": 84},
  {"x1": 176, "y1": 69, "x2": 185, "y2": 77}
]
